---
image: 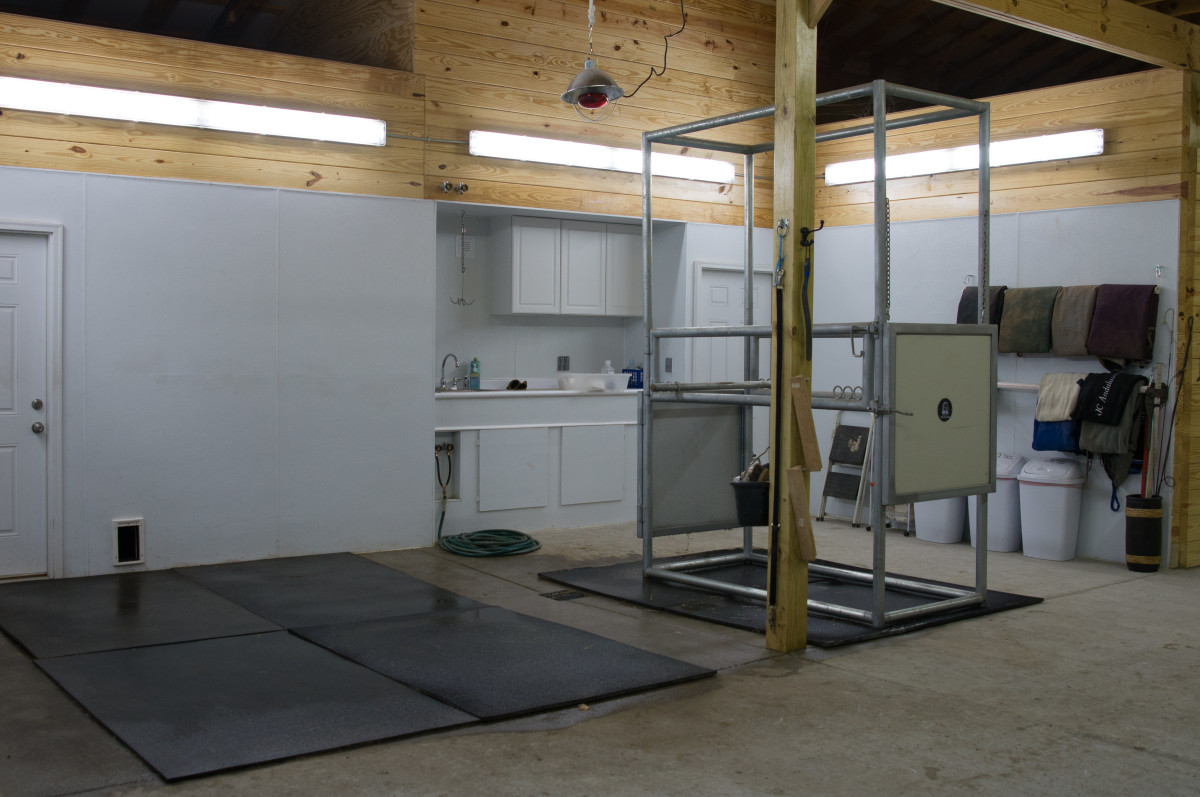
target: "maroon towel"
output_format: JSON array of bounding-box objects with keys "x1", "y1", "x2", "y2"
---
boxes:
[{"x1": 1086, "y1": 284, "x2": 1158, "y2": 362}]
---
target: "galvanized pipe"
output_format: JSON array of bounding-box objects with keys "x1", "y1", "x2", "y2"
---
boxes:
[
  {"x1": 815, "y1": 83, "x2": 875, "y2": 106},
  {"x1": 651, "y1": 380, "x2": 771, "y2": 393},
  {"x1": 813, "y1": 322, "x2": 876, "y2": 337},
  {"x1": 643, "y1": 106, "x2": 776, "y2": 141},
  {"x1": 653, "y1": 135, "x2": 762, "y2": 155},
  {"x1": 641, "y1": 134, "x2": 655, "y2": 574},
  {"x1": 815, "y1": 108, "x2": 974, "y2": 144},
  {"x1": 975, "y1": 101, "x2": 992, "y2": 598},
  {"x1": 742, "y1": 151, "x2": 757, "y2": 556},
  {"x1": 871, "y1": 79, "x2": 889, "y2": 628},
  {"x1": 654, "y1": 552, "x2": 757, "y2": 571},
  {"x1": 652, "y1": 324, "x2": 772, "y2": 339},
  {"x1": 884, "y1": 593, "x2": 986, "y2": 624},
  {"x1": 884, "y1": 82, "x2": 989, "y2": 113},
  {"x1": 809, "y1": 600, "x2": 874, "y2": 624},
  {"x1": 808, "y1": 563, "x2": 974, "y2": 600},
  {"x1": 646, "y1": 567, "x2": 769, "y2": 601},
  {"x1": 651, "y1": 393, "x2": 771, "y2": 407},
  {"x1": 811, "y1": 396, "x2": 872, "y2": 412}
]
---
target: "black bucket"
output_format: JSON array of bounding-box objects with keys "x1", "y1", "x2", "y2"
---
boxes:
[
  {"x1": 1125, "y1": 495, "x2": 1163, "y2": 573},
  {"x1": 731, "y1": 479, "x2": 770, "y2": 526}
]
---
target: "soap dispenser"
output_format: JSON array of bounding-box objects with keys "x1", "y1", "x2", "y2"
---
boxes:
[
  {"x1": 602, "y1": 360, "x2": 615, "y2": 374},
  {"x1": 469, "y1": 357, "x2": 481, "y2": 390}
]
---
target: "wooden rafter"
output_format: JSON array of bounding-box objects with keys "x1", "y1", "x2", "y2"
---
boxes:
[{"x1": 933, "y1": 0, "x2": 1200, "y2": 69}]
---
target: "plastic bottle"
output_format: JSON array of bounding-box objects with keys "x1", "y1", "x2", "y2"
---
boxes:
[
  {"x1": 602, "y1": 360, "x2": 615, "y2": 374},
  {"x1": 469, "y1": 357, "x2": 481, "y2": 390}
]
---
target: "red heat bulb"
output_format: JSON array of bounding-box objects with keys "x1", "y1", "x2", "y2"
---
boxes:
[{"x1": 577, "y1": 92, "x2": 609, "y2": 109}]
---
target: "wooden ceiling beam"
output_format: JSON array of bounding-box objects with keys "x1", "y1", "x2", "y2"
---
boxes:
[{"x1": 932, "y1": 0, "x2": 1200, "y2": 69}]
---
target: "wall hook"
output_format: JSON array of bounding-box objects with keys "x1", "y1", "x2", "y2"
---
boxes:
[
  {"x1": 455, "y1": 183, "x2": 469, "y2": 194},
  {"x1": 440, "y1": 181, "x2": 453, "y2": 193},
  {"x1": 799, "y1": 219, "x2": 824, "y2": 247}
]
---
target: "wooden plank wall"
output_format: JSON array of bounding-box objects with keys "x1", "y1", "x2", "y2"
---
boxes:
[
  {"x1": 413, "y1": 0, "x2": 777, "y2": 225},
  {"x1": 0, "y1": 13, "x2": 427, "y2": 198},
  {"x1": 813, "y1": 69, "x2": 1187, "y2": 226}
]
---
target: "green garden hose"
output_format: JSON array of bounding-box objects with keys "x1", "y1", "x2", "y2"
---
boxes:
[{"x1": 435, "y1": 444, "x2": 541, "y2": 557}]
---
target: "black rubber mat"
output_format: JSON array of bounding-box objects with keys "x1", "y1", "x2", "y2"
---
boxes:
[
  {"x1": 296, "y1": 606, "x2": 715, "y2": 720},
  {"x1": 540, "y1": 552, "x2": 1042, "y2": 648},
  {"x1": 37, "y1": 631, "x2": 476, "y2": 781},
  {"x1": 0, "y1": 570, "x2": 279, "y2": 659},
  {"x1": 177, "y1": 553, "x2": 484, "y2": 628}
]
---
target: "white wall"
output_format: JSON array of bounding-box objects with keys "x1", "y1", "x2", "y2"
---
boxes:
[
  {"x1": 812, "y1": 200, "x2": 1179, "y2": 562},
  {"x1": 433, "y1": 211, "x2": 629, "y2": 382},
  {"x1": 0, "y1": 166, "x2": 436, "y2": 576}
]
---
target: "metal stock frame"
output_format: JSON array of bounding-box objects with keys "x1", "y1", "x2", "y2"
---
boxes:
[{"x1": 638, "y1": 80, "x2": 993, "y2": 629}]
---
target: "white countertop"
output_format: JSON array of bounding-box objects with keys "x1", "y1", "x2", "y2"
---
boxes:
[{"x1": 436, "y1": 388, "x2": 639, "y2": 399}]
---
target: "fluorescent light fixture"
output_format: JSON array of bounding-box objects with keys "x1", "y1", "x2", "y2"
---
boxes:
[
  {"x1": 0, "y1": 76, "x2": 387, "y2": 146},
  {"x1": 824, "y1": 129, "x2": 1104, "y2": 186},
  {"x1": 469, "y1": 130, "x2": 736, "y2": 183}
]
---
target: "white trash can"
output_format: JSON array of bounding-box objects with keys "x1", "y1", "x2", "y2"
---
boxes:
[
  {"x1": 968, "y1": 453, "x2": 1025, "y2": 552},
  {"x1": 916, "y1": 496, "x2": 966, "y2": 543},
  {"x1": 1018, "y1": 457, "x2": 1085, "y2": 561}
]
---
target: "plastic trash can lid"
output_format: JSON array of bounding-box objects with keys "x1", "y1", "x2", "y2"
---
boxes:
[
  {"x1": 1019, "y1": 457, "x2": 1084, "y2": 485},
  {"x1": 997, "y1": 453, "x2": 1026, "y2": 479}
]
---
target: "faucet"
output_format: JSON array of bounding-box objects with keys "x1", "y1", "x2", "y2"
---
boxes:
[{"x1": 440, "y1": 353, "x2": 460, "y2": 390}]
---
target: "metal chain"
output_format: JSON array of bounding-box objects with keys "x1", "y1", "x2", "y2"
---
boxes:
[{"x1": 885, "y1": 198, "x2": 892, "y2": 317}]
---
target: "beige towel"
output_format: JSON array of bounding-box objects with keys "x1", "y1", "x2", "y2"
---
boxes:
[{"x1": 1035, "y1": 372, "x2": 1088, "y2": 422}]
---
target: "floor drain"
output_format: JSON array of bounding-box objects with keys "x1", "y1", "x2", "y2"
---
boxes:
[{"x1": 540, "y1": 589, "x2": 586, "y2": 601}]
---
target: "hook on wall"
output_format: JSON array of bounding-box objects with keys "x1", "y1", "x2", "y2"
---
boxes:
[
  {"x1": 799, "y1": 219, "x2": 824, "y2": 248},
  {"x1": 439, "y1": 182, "x2": 470, "y2": 194}
]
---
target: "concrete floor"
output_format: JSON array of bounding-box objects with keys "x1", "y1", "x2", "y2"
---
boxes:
[{"x1": 3, "y1": 521, "x2": 1198, "y2": 796}]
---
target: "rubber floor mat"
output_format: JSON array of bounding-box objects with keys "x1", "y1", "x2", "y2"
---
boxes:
[
  {"x1": 296, "y1": 605, "x2": 714, "y2": 720},
  {"x1": 540, "y1": 552, "x2": 1042, "y2": 647},
  {"x1": 37, "y1": 631, "x2": 476, "y2": 780},
  {"x1": 0, "y1": 570, "x2": 278, "y2": 659},
  {"x1": 177, "y1": 552, "x2": 484, "y2": 628}
]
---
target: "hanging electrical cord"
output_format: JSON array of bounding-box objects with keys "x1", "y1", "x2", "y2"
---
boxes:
[
  {"x1": 434, "y1": 444, "x2": 541, "y2": 557},
  {"x1": 622, "y1": 0, "x2": 687, "y2": 100},
  {"x1": 1154, "y1": 314, "x2": 1192, "y2": 496}
]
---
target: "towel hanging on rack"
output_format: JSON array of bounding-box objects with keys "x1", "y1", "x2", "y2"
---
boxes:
[
  {"x1": 1050, "y1": 285, "x2": 1098, "y2": 357},
  {"x1": 1035, "y1": 372, "x2": 1088, "y2": 423},
  {"x1": 998, "y1": 286, "x2": 1061, "y2": 353},
  {"x1": 1086, "y1": 284, "x2": 1158, "y2": 362},
  {"x1": 955, "y1": 285, "x2": 1007, "y2": 325}
]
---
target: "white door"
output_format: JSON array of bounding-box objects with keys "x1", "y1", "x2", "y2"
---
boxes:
[
  {"x1": 0, "y1": 231, "x2": 49, "y2": 578},
  {"x1": 693, "y1": 264, "x2": 772, "y2": 457}
]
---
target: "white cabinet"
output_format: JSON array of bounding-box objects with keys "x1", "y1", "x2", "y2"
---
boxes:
[
  {"x1": 605, "y1": 223, "x2": 643, "y2": 317},
  {"x1": 493, "y1": 216, "x2": 642, "y2": 316},
  {"x1": 561, "y1": 220, "x2": 606, "y2": 315},
  {"x1": 492, "y1": 216, "x2": 560, "y2": 314},
  {"x1": 478, "y1": 428, "x2": 549, "y2": 511}
]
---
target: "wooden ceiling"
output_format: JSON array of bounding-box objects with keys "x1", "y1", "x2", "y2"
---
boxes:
[{"x1": 0, "y1": 0, "x2": 1151, "y2": 122}]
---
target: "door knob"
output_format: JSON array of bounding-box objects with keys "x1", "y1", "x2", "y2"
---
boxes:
[
  {"x1": 31, "y1": 398, "x2": 43, "y2": 410},
  {"x1": 31, "y1": 422, "x2": 44, "y2": 434}
]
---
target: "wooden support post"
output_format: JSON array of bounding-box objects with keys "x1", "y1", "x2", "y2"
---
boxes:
[
  {"x1": 1172, "y1": 72, "x2": 1199, "y2": 567},
  {"x1": 766, "y1": 0, "x2": 818, "y2": 652}
]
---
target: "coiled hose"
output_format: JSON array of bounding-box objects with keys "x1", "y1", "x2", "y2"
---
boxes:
[{"x1": 436, "y1": 444, "x2": 541, "y2": 557}]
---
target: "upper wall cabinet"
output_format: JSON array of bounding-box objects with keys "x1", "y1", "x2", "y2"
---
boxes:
[{"x1": 493, "y1": 216, "x2": 643, "y2": 317}]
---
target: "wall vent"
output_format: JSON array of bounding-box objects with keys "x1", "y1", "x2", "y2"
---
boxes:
[{"x1": 113, "y1": 518, "x2": 145, "y2": 566}]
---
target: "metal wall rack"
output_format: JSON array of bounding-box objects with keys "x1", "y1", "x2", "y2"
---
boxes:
[{"x1": 638, "y1": 80, "x2": 994, "y2": 629}]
